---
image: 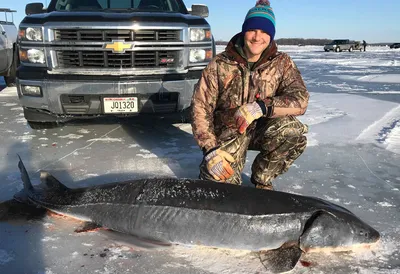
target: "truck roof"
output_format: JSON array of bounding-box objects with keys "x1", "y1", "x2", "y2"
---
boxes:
[{"x1": 0, "y1": 8, "x2": 17, "y2": 12}]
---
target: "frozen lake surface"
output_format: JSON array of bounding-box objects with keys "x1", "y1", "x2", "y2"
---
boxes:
[{"x1": 0, "y1": 45, "x2": 399, "y2": 273}]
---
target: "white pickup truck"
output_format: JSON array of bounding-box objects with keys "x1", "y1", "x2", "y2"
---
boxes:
[
  {"x1": 324, "y1": 39, "x2": 363, "y2": 52},
  {"x1": 0, "y1": 8, "x2": 17, "y2": 86}
]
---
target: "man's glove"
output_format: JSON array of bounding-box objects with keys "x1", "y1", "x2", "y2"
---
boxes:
[
  {"x1": 234, "y1": 101, "x2": 266, "y2": 134},
  {"x1": 204, "y1": 148, "x2": 235, "y2": 181}
]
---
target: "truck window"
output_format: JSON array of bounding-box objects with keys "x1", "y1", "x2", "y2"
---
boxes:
[
  {"x1": 97, "y1": 0, "x2": 140, "y2": 9},
  {"x1": 0, "y1": 8, "x2": 15, "y2": 24},
  {"x1": 52, "y1": 0, "x2": 186, "y2": 12}
]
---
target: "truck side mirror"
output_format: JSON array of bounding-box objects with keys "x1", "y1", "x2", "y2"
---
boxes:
[
  {"x1": 190, "y1": 4, "x2": 209, "y2": 18},
  {"x1": 26, "y1": 3, "x2": 45, "y2": 15}
]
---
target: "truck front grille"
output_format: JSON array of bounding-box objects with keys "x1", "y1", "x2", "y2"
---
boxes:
[
  {"x1": 54, "y1": 29, "x2": 181, "y2": 42},
  {"x1": 56, "y1": 50, "x2": 178, "y2": 68}
]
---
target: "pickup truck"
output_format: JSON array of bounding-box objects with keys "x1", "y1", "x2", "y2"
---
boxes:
[
  {"x1": 324, "y1": 39, "x2": 363, "y2": 52},
  {"x1": 0, "y1": 8, "x2": 18, "y2": 87},
  {"x1": 17, "y1": 0, "x2": 215, "y2": 129}
]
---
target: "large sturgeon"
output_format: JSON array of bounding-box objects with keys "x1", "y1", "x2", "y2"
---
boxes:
[{"x1": 5, "y1": 158, "x2": 380, "y2": 273}]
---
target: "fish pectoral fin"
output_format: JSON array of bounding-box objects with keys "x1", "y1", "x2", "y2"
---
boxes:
[
  {"x1": 98, "y1": 229, "x2": 172, "y2": 251},
  {"x1": 259, "y1": 243, "x2": 303, "y2": 273},
  {"x1": 40, "y1": 171, "x2": 69, "y2": 191}
]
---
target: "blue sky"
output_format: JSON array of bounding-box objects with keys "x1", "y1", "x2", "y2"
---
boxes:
[{"x1": 3, "y1": 0, "x2": 399, "y2": 43}]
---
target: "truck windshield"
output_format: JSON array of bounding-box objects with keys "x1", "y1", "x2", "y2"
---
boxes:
[{"x1": 49, "y1": 0, "x2": 187, "y2": 13}]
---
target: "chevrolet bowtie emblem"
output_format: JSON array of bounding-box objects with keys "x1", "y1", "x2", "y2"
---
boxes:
[{"x1": 104, "y1": 40, "x2": 133, "y2": 53}]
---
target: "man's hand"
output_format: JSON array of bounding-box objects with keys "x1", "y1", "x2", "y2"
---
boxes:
[
  {"x1": 234, "y1": 101, "x2": 265, "y2": 134},
  {"x1": 204, "y1": 148, "x2": 235, "y2": 181}
]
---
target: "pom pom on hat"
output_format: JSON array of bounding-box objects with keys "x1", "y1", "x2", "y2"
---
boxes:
[
  {"x1": 256, "y1": 0, "x2": 270, "y2": 5},
  {"x1": 242, "y1": 0, "x2": 276, "y2": 40}
]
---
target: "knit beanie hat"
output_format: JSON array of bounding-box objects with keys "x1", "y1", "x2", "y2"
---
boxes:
[{"x1": 242, "y1": 0, "x2": 276, "y2": 40}]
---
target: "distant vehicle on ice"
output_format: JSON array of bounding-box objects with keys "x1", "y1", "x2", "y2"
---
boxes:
[
  {"x1": 389, "y1": 43, "x2": 400, "y2": 49},
  {"x1": 324, "y1": 39, "x2": 363, "y2": 52}
]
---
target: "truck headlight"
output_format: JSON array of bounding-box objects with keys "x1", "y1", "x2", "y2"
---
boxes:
[
  {"x1": 190, "y1": 28, "x2": 211, "y2": 42},
  {"x1": 19, "y1": 49, "x2": 46, "y2": 64},
  {"x1": 21, "y1": 85, "x2": 42, "y2": 97},
  {"x1": 189, "y1": 49, "x2": 213, "y2": 63},
  {"x1": 18, "y1": 27, "x2": 43, "y2": 41}
]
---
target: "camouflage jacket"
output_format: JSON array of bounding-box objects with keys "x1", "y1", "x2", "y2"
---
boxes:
[{"x1": 191, "y1": 33, "x2": 309, "y2": 153}]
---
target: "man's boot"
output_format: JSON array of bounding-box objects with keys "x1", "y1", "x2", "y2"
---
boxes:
[
  {"x1": 255, "y1": 184, "x2": 274, "y2": 191},
  {"x1": 251, "y1": 176, "x2": 274, "y2": 191}
]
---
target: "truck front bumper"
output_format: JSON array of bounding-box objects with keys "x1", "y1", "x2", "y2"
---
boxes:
[{"x1": 16, "y1": 69, "x2": 201, "y2": 122}]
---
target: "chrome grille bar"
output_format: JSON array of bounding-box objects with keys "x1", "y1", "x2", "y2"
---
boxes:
[
  {"x1": 54, "y1": 29, "x2": 182, "y2": 42},
  {"x1": 56, "y1": 50, "x2": 178, "y2": 68}
]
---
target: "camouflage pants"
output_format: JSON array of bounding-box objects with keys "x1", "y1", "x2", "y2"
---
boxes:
[{"x1": 199, "y1": 116, "x2": 308, "y2": 189}]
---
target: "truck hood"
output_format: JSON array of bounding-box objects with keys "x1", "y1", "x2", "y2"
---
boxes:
[{"x1": 21, "y1": 11, "x2": 208, "y2": 26}]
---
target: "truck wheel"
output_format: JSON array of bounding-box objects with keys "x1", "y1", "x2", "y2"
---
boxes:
[
  {"x1": 335, "y1": 47, "x2": 340, "y2": 52},
  {"x1": 4, "y1": 76, "x2": 15, "y2": 87},
  {"x1": 212, "y1": 35, "x2": 216, "y2": 58},
  {"x1": 27, "y1": 121, "x2": 60, "y2": 130},
  {"x1": 349, "y1": 47, "x2": 353, "y2": 52},
  {"x1": 4, "y1": 46, "x2": 18, "y2": 87}
]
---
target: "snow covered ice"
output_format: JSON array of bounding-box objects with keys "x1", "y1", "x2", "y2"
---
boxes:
[{"x1": 0, "y1": 45, "x2": 399, "y2": 273}]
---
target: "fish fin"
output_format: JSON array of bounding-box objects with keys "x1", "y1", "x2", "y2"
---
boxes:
[
  {"x1": 74, "y1": 222, "x2": 102, "y2": 233},
  {"x1": 98, "y1": 229, "x2": 172, "y2": 251},
  {"x1": 259, "y1": 243, "x2": 302, "y2": 273},
  {"x1": 0, "y1": 199, "x2": 46, "y2": 222},
  {"x1": 40, "y1": 171, "x2": 69, "y2": 191},
  {"x1": 17, "y1": 155, "x2": 33, "y2": 191}
]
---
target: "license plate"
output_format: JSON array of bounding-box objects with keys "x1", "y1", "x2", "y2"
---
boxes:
[{"x1": 103, "y1": 97, "x2": 138, "y2": 113}]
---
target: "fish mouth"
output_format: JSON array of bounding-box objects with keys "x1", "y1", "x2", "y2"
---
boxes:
[{"x1": 304, "y1": 240, "x2": 381, "y2": 254}]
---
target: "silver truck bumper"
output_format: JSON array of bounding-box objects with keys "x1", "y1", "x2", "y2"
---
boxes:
[{"x1": 17, "y1": 78, "x2": 197, "y2": 118}]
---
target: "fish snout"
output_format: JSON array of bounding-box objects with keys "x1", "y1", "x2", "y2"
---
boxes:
[{"x1": 361, "y1": 227, "x2": 380, "y2": 244}]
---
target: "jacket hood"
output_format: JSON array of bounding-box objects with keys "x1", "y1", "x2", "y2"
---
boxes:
[{"x1": 221, "y1": 32, "x2": 278, "y2": 67}]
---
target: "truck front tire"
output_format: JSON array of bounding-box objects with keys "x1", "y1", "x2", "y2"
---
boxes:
[
  {"x1": 27, "y1": 121, "x2": 60, "y2": 130},
  {"x1": 23, "y1": 108, "x2": 62, "y2": 129},
  {"x1": 4, "y1": 46, "x2": 18, "y2": 87},
  {"x1": 335, "y1": 47, "x2": 340, "y2": 52}
]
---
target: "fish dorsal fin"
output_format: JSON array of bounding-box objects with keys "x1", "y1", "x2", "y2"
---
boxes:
[
  {"x1": 40, "y1": 171, "x2": 69, "y2": 191},
  {"x1": 17, "y1": 155, "x2": 33, "y2": 191}
]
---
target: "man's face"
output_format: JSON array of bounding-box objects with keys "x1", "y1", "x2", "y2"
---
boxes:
[{"x1": 243, "y1": 29, "x2": 271, "y2": 62}]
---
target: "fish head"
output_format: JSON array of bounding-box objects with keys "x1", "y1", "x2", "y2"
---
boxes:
[
  {"x1": 347, "y1": 216, "x2": 380, "y2": 246},
  {"x1": 300, "y1": 211, "x2": 380, "y2": 252}
]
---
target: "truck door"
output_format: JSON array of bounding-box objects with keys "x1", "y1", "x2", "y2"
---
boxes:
[{"x1": 0, "y1": 24, "x2": 8, "y2": 72}]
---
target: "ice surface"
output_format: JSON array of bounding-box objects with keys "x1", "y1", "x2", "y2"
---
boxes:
[{"x1": 0, "y1": 45, "x2": 399, "y2": 273}]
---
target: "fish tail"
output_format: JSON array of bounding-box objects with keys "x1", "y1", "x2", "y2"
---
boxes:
[{"x1": 17, "y1": 155, "x2": 34, "y2": 191}]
